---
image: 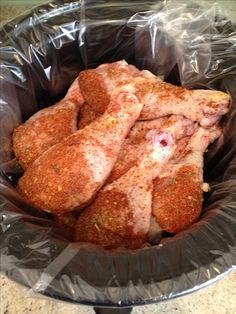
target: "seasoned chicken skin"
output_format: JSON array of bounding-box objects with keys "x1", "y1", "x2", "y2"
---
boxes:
[
  {"x1": 152, "y1": 125, "x2": 222, "y2": 234},
  {"x1": 78, "y1": 103, "x2": 100, "y2": 129},
  {"x1": 107, "y1": 115, "x2": 196, "y2": 183},
  {"x1": 79, "y1": 60, "x2": 230, "y2": 127},
  {"x1": 74, "y1": 132, "x2": 175, "y2": 249},
  {"x1": 17, "y1": 88, "x2": 144, "y2": 214},
  {"x1": 12, "y1": 77, "x2": 84, "y2": 170},
  {"x1": 79, "y1": 60, "x2": 159, "y2": 114}
]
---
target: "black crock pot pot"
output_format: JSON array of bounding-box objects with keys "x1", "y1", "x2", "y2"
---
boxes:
[{"x1": 0, "y1": 1, "x2": 236, "y2": 313}]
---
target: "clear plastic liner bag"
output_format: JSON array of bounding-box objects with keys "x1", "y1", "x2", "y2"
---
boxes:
[{"x1": 0, "y1": 0, "x2": 236, "y2": 308}]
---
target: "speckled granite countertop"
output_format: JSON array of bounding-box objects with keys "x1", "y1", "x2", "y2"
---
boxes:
[{"x1": 0, "y1": 1, "x2": 236, "y2": 314}]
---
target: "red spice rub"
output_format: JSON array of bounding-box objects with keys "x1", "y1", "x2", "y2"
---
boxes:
[
  {"x1": 12, "y1": 77, "x2": 84, "y2": 170},
  {"x1": 17, "y1": 135, "x2": 95, "y2": 214},
  {"x1": 152, "y1": 164, "x2": 203, "y2": 233},
  {"x1": 78, "y1": 102, "x2": 100, "y2": 129},
  {"x1": 79, "y1": 61, "x2": 145, "y2": 115},
  {"x1": 74, "y1": 190, "x2": 147, "y2": 249},
  {"x1": 12, "y1": 100, "x2": 79, "y2": 170},
  {"x1": 79, "y1": 71, "x2": 110, "y2": 114}
]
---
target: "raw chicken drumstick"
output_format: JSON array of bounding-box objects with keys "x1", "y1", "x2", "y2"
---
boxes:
[
  {"x1": 151, "y1": 125, "x2": 222, "y2": 235},
  {"x1": 107, "y1": 115, "x2": 196, "y2": 183},
  {"x1": 79, "y1": 60, "x2": 230, "y2": 127},
  {"x1": 74, "y1": 132, "x2": 175, "y2": 249},
  {"x1": 12, "y1": 77, "x2": 84, "y2": 170},
  {"x1": 17, "y1": 87, "x2": 144, "y2": 214}
]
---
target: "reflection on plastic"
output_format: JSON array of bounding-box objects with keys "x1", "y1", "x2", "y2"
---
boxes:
[{"x1": 0, "y1": 0, "x2": 236, "y2": 308}]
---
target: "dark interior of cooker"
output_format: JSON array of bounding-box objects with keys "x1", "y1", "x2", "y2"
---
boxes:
[{"x1": 0, "y1": 0, "x2": 236, "y2": 307}]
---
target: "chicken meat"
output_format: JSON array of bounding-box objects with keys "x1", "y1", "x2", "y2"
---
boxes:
[
  {"x1": 78, "y1": 102, "x2": 100, "y2": 129},
  {"x1": 12, "y1": 77, "x2": 84, "y2": 170},
  {"x1": 79, "y1": 60, "x2": 159, "y2": 114},
  {"x1": 74, "y1": 132, "x2": 175, "y2": 249},
  {"x1": 17, "y1": 87, "x2": 144, "y2": 214},
  {"x1": 14, "y1": 59, "x2": 228, "y2": 249},
  {"x1": 107, "y1": 115, "x2": 196, "y2": 183},
  {"x1": 79, "y1": 60, "x2": 230, "y2": 127},
  {"x1": 151, "y1": 125, "x2": 222, "y2": 235}
]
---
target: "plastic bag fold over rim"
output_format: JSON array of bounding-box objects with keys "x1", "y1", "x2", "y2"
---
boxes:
[{"x1": 0, "y1": 0, "x2": 236, "y2": 306}]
